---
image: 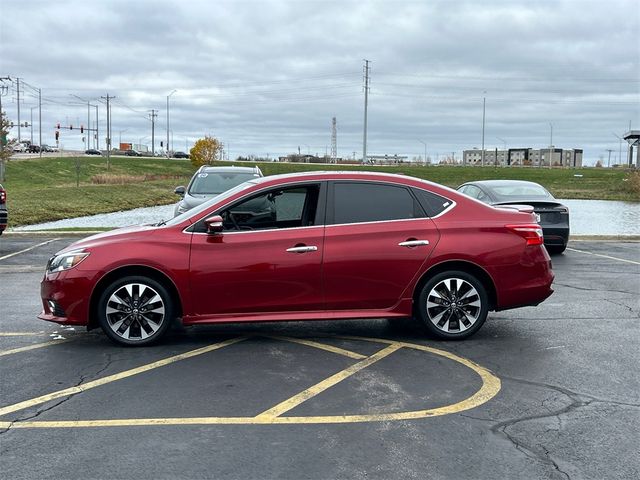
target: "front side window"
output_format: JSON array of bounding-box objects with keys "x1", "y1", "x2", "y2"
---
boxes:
[
  {"x1": 331, "y1": 182, "x2": 424, "y2": 225},
  {"x1": 219, "y1": 184, "x2": 320, "y2": 231}
]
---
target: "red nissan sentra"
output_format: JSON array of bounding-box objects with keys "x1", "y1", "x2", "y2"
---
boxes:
[{"x1": 39, "y1": 172, "x2": 554, "y2": 346}]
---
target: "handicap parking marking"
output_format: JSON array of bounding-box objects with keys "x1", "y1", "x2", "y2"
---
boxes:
[
  {"x1": 566, "y1": 247, "x2": 640, "y2": 265},
  {"x1": 0, "y1": 336, "x2": 248, "y2": 418},
  {"x1": 0, "y1": 336, "x2": 501, "y2": 429},
  {"x1": 0, "y1": 238, "x2": 62, "y2": 262}
]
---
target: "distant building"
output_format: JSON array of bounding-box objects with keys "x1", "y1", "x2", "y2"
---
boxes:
[{"x1": 463, "y1": 147, "x2": 583, "y2": 167}]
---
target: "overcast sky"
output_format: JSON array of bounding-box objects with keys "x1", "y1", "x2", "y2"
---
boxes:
[{"x1": 1, "y1": 0, "x2": 638, "y2": 164}]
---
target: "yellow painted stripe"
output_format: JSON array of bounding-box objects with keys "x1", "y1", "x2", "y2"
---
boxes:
[
  {"x1": 267, "y1": 335, "x2": 366, "y2": 360},
  {"x1": 0, "y1": 238, "x2": 61, "y2": 261},
  {"x1": 0, "y1": 332, "x2": 49, "y2": 337},
  {"x1": 0, "y1": 336, "x2": 502, "y2": 428},
  {"x1": 0, "y1": 336, "x2": 247, "y2": 417},
  {"x1": 567, "y1": 247, "x2": 640, "y2": 265},
  {"x1": 0, "y1": 339, "x2": 70, "y2": 357},
  {"x1": 255, "y1": 343, "x2": 402, "y2": 420}
]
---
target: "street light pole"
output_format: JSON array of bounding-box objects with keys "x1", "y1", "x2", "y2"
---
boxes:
[
  {"x1": 30, "y1": 106, "x2": 37, "y2": 144},
  {"x1": 418, "y1": 140, "x2": 427, "y2": 165},
  {"x1": 481, "y1": 93, "x2": 486, "y2": 167},
  {"x1": 166, "y1": 90, "x2": 177, "y2": 158}
]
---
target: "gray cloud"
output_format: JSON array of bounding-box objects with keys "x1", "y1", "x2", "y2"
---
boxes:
[{"x1": 1, "y1": 0, "x2": 638, "y2": 164}]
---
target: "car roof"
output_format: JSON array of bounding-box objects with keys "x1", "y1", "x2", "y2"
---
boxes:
[
  {"x1": 246, "y1": 170, "x2": 457, "y2": 194},
  {"x1": 461, "y1": 179, "x2": 545, "y2": 188},
  {"x1": 197, "y1": 166, "x2": 260, "y2": 173}
]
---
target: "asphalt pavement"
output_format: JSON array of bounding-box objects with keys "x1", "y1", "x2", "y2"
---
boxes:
[{"x1": 0, "y1": 234, "x2": 638, "y2": 480}]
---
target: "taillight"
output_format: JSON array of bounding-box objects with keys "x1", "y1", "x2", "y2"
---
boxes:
[
  {"x1": 0, "y1": 189, "x2": 5, "y2": 204},
  {"x1": 506, "y1": 224, "x2": 544, "y2": 246}
]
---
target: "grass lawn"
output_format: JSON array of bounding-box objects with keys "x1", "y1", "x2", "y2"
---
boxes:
[{"x1": 2, "y1": 155, "x2": 638, "y2": 227}]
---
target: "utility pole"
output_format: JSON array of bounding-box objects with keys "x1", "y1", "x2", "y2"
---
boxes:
[
  {"x1": 101, "y1": 94, "x2": 115, "y2": 170},
  {"x1": 481, "y1": 93, "x2": 486, "y2": 166},
  {"x1": 166, "y1": 90, "x2": 177, "y2": 158},
  {"x1": 38, "y1": 88, "x2": 42, "y2": 158},
  {"x1": 613, "y1": 133, "x2": 623, "y2": 168},
  {"x1": 94, "y1": 105, "x2": 99, "y2": 150},
  {"x1": 548, "y1": 122, "x2": 553, "y2": 168},
  {"x1": 362, "y1": 59, "x2": 370, "y2": 164},
  {"x1": 30, "y1": 106, "x2": 36, "y2": 144},
  {"x1": 149, "y1": 109, "x2": 157, "y2": 156},
  {"x1": 16, "y1": 78, "x2": 21, "y2": 142},
  {"x1": 606, "y1": 149, "x2": 614, "y2": 168},
  {"x1": 418, "y1": 140, "x2": 427, "y2": 165}
]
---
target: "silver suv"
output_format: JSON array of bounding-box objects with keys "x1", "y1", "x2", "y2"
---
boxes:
[{"x1": 173, "y1": 165, "x2": 263, "y2": 216}]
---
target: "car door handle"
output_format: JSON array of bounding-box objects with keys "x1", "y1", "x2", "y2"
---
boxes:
[
  {"x1": 286, "y1": 245, "x2": 318, "y2": 253},
  {"x1": 398, "y1": 240, "x2": 430, "y2": 247}
]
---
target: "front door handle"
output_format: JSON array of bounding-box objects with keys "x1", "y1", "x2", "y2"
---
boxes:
[
  {"x1": 398, "y1": 240, "x2": 430, "y2": 247},
  {"x1": 286, "y1": 245, "x2": 318, "y2": 253}
]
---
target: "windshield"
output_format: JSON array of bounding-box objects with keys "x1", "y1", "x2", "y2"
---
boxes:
[
  {"x1": 161, "y1": 181, "x2": 257, "y2": 227},
  {"x1": 490, "y1": 183, "x2": 553, "y2": 200},
  {"x1": 189, "y1": 171, "x2": 257, "y2": 195}
]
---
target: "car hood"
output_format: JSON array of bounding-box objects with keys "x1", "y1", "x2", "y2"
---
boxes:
[
  {"x1": 182, "y1": 193, "x2": 217, "y2": 208},
  {"x1": 56, "y1": 225, "x2": 158, "y2": 254}
]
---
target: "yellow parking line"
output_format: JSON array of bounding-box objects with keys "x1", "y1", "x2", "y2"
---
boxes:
[
  {"x1": 255, "y1": 343, "x2": 402, "y2": 421},
  {"x1": 0, "y1": 332, "x2": 49, "y2": 337},
  {"x1": 0, "y1": 238, "x2": 61, "y2": 261},
  {"x1": 267, "y1": 335, "x2": 367, "y2": 359},
  {"x1": 0, "y1": 336, "x2": 247, "y2": 418},
  {"x1": 0, "y1": 339, "x2": 70, "y2": 357},
  {"x1": 0, "y1": 336, "x2": 502, "y2": 428},
  {"x1": 567, "y1": 247, "x2": 640, "y2": 265}
]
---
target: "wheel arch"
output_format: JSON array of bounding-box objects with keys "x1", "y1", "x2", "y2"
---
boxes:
[
  {"x1": 413, "y1": 260, "x2": 498, "y2": 313},
  {"x1": 88, "y1": 265, "x2": 183, "y2": 330}
]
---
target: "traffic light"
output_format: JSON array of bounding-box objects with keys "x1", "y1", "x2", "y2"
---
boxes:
[
  {"x1": 55, "y1": 131, "x2": 59, "y2": 140},
  {"x1": 80, "y1": 125, "x2": 84, "y2": 133},
  {"x1": 70, "y1": 125, "x2": 73, "y2": 130},
  {"x1": 160, "y1": 141, "x2": 163, "y2": 148},
  {"x1": 56, "y1": 123, "x2": 60, "y2": 129}
]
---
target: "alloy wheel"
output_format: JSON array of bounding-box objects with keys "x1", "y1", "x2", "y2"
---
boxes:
[
  {"x1": 105, "y1": 283, "x2": 166, "y2": 341},
  {"x1": 425, "y1": 278, "x2": 482, "y2": 334}
]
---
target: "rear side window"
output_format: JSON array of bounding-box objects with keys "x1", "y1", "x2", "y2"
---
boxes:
[
  {"x1": 412, "y1": 188, "x2": 453, "y2": 217},
  {"x1": 332, "y1": 182, "x2": 424, "y2": 224}
]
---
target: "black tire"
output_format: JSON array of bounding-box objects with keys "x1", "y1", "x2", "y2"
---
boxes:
[
  {"x1": 546, "y1": 244, "x2": 567, "y2": 255},
  {"x1": 97, "y1": 275, "x2": 174, "y2": 346},
  {"x1": 416, "y1": 270, "x2": 489, "y2": 340}
]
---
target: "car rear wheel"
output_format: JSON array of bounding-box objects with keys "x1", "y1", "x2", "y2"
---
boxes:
[
  {"x1": 98, "y1": 276, "x2": 173, "y2": 346},
  {"x1": 417, "y1": 271, "x2": 489, "y2": 340}
]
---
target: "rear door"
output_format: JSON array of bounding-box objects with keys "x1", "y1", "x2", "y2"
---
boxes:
[{"x1": 322, "y1": 181, "x2": 440, "y2": 311}]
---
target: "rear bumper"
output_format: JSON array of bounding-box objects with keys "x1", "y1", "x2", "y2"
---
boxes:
[
  {"x1": 542, "y1": 226, "x2": 569, "y2": 246},
  {"x1": 490, "y1": 246, "x2": 555, "y2": 311}
]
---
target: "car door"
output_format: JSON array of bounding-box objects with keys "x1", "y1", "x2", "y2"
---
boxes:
[
  {"x1": 322, "y1": 181, "x2": 440, "y2": 311},
  {"x1": 188, "y1": 182, "x2": 326, "y2": 317}
]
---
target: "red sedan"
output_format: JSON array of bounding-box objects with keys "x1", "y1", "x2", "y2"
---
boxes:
[{"x1": 39, "y1": 172, "x2": 554, "y2": 346}]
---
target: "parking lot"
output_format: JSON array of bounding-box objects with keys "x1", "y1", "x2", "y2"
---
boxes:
[{"x1": 0, "y1": 234, "x2": 638, "y2": 480}]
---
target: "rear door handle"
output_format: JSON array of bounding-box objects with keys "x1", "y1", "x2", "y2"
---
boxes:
[
  {"x1": 286, "y1": 245, "x2": 318, "y2": 253},
  {"x1": 398, "y1": 240, "x2": 430, "y2": 247}
]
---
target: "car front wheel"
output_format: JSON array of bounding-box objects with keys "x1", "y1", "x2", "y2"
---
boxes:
[
  {"x1": 417, "y1": 271, "x2": 489, "y2": 340},
  {"x1": 98, "y1": 276, "x2": 174, "y2": 346}
]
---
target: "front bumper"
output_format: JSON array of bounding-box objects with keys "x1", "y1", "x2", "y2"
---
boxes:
[{"x1": 38, "y1": 269, "x2": 98, "y2": 326}]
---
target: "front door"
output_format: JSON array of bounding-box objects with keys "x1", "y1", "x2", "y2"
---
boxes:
[{"x1": 188, "y1": 183, "x2": 325, "y2": 317}]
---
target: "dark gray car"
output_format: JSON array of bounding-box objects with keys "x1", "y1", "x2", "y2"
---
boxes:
[
  {"x1": 174, "y1": 165, "x2": 263, "y2": 216},
  {"x1": 457, "y1": 179, "x2": 569, "y2": 254}
]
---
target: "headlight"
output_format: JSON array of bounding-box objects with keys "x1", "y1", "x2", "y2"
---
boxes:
[{"x1": 47, "y1": 250, "x2": 90, "y2": 273}]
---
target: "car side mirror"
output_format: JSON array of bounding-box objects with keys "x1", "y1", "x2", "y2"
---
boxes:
[
  {"x1": 204, "y1": 215, "x2": 224, "y2": 234},
  {"x1": 174, "y1": 186, "x2": 186, "y2": 196}
]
